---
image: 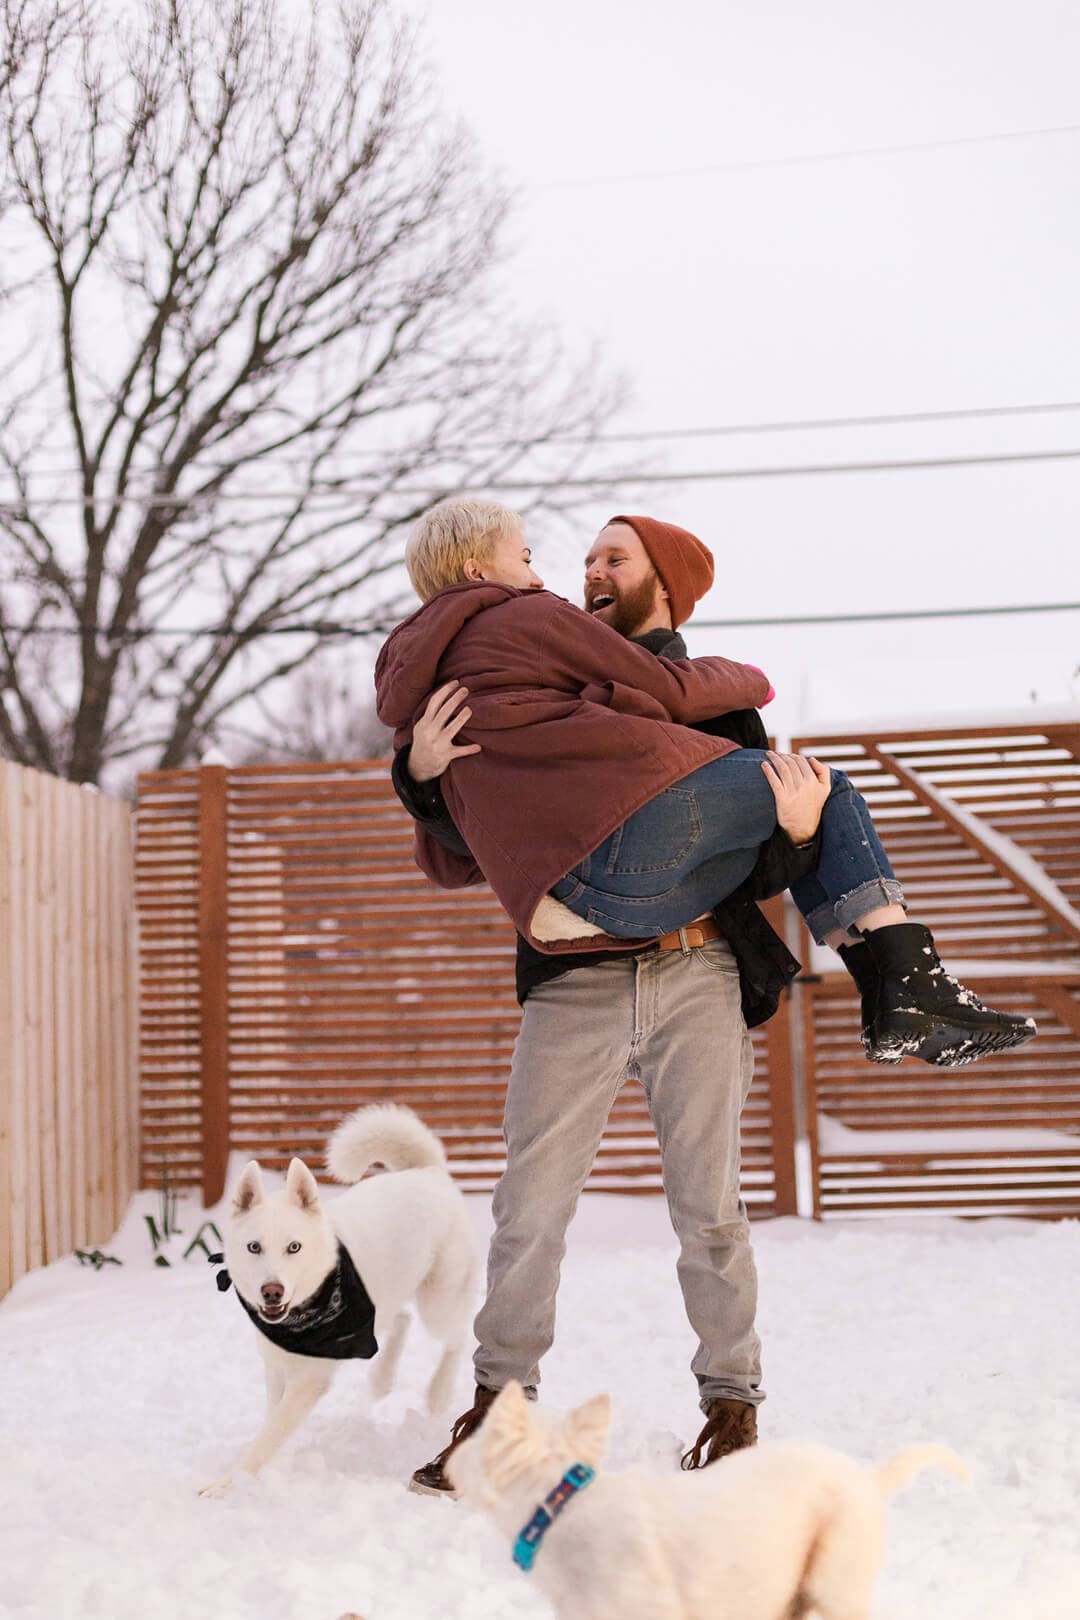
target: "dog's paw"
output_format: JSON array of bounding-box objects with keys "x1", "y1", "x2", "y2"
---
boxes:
[{"x1": 198, "y1": 1475, "x2": 234, "y2": 1499}]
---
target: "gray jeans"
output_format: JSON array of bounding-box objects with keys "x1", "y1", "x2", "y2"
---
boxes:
[{"x1": 474, "y1": 938, "x2": 762, "y2": 1411}]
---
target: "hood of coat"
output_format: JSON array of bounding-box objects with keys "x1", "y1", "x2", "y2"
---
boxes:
[{"x1": 374, "y1": 581, "x2": 537, "y2": 730}]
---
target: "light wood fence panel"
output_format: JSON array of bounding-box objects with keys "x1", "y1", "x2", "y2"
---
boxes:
[
  {"x1": 793, "y1": 722, "x2": 1080, "y2": 1218},
  {"x1": 136, "y1": 762, "x2": 799, "y2": 1214},
  {"x1": 0, "y1": 763, "x2": 139, "y2": 1296}
]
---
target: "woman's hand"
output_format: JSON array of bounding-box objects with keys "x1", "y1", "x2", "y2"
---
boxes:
[
  {"x1": 408, "y1": 681, "x2": 482, "y2": 782},
  {"x1": 761, "y1": 750, "x2": 831, "y2": 845}
]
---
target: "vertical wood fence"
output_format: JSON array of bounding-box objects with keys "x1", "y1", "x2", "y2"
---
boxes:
[
  {"x1": 0, "y1": 762, "x2": 140, "y2": 1297},
  {"x1": 135, "y1": 762, "x2": 799, "y2": 1215}
]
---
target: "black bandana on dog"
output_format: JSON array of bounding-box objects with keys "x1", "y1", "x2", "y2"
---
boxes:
[{"x1": 210, "y1": 1243, "x2": 378, "y2": 1360}]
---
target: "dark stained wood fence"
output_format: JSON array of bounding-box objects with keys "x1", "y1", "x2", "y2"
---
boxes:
[
  {"x1": 793, "y1": 721, "x2": 1080, "y2": 1217},
  {"x1": 136, "y1": 762, "x2": 798, "y2": 1214},
  {"x1": 137, "y1": 722, "x2": 1080, "y2": 1219}
]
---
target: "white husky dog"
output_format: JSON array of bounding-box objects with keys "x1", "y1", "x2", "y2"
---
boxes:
[
  {"x1": 449, "y1": 1383, "x2": 967, "y2": 1620},
  {"x1": 199, "y1": 1104, "x2": 477, "y2": 1497}
]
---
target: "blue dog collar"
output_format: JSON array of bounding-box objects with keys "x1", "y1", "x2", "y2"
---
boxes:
[{"x1": 512, "y1": 1463, "x2": 595, "y2": 1572}]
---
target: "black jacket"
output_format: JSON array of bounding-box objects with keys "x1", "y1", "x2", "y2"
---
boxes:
[{"x1": 389, "y1": 627, "x2": 817, "y2": 1027}]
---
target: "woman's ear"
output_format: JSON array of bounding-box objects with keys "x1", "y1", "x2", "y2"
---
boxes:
[{"x1": 463, "y1": 556, "x2": 485, "y2": 582}]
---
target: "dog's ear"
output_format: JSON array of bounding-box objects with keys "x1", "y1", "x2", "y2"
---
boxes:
[
  {"x1": 285, "y1": 1156, "x2": 321, "y2": 1211},
  {"x1": 481, "y1": 1382, "x2": 536, "y2": 1494},
  {"x1": 567, "y1": 1392, "x2": 611, "y2": 1467},
  {"x1": 488, "y1": 1381, "x2": 531, "y2": 1436},
  {"x1": 232, "y1": 1161, "x2": 265, "y2": 1213}
]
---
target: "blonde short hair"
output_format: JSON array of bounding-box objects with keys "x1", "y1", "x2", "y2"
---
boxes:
[{"x1": 405, "y1": 498, "x2": 522, "y2": 602}]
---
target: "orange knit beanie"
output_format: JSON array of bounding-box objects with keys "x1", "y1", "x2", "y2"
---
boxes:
[{"x1": 607, "y1": 514, "x2": 714, "y2": 629}]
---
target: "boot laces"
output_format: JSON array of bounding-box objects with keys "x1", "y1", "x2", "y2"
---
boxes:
[
  {"x1": 430, "y1": 1391, "x2": 496, "y2": 1469},
  {"x1": 680, "y1": 1402, "x2": 755, "y2": 1470}
]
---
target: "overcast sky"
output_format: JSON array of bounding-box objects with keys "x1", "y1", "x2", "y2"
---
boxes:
[{"x1": 415, "y1": 0, "x2": 1079, "y2": 738}]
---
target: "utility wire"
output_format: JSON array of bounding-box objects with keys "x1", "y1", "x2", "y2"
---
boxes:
[
  {"x1": 15, "y1": 397, "x2": 1080, "y2": 471},
  {"x1": 531, "y1": 120, "x2": 1080, "y2": 190},
  {"x1": 691, "y1": 602, "x2": 1080, "y2": 630},
  {"x1": 3, "y1": 602, "x2": 1078, "y2": 640},
  {"x1": 5, "y1": 443, "x2": 1080, "y2": 509}
]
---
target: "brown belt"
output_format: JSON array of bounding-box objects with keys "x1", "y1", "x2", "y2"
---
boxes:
[{"x1": 655, "y1": 915, "x2": 723, "y2": 952}]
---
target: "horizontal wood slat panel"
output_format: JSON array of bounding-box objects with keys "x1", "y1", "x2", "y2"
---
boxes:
[
  {"x1": 137, "y1": 762, "x2": 794, "y2": 1211},
  {"x1": 795, "y1": 720, "x2": 1080, "y2": 1219}
]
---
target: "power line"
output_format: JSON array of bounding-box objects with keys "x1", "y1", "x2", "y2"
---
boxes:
[
  {"x1": 548, "y1": 398, "x2": 1080, "y2": 446},
  {"x1": 15, "y1": 398, "x2": 1080, "y2": 472},
  {"x1": 531, "y1": 120, "x2": 1080, "y2": 191},
  {"x1": 691, "y1": 602, "x2": 1080, "y2": 630},
  {"x1": 3, "y1": 601, "x2": 1078, "y2": 640},
  {"x1": 4, "y1": 442, "x2": 1080, "y2": 510}
]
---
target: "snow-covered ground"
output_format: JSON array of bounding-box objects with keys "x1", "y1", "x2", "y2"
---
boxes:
[{"x1": 2, "y1": 1185, "x2": 1078, "y2": 1620}]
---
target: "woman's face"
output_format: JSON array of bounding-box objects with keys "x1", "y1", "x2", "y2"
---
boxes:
[{"x1": 468, "y1": 524, "x2": 545, "y2": 592}]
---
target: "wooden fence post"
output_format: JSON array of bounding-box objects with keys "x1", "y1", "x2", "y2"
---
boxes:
[
  {"x1": 197, "y1": 767, "x2": 230, "y2": 1206},
  {"x1": 763, "y1": 990, "x2": 799, "y2": 1216},
  {"x1": 757, "y1": 896, "x2": 799, "y2": 1216}
]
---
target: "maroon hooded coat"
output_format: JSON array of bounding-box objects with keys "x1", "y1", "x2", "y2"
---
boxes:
[{"x1": 374, "y1": 584, "x2": 771, "y2": 952}]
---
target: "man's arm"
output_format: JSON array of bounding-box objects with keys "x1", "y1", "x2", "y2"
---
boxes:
[
  {"x1": 542, "y1": 599, "x2": 771, "y2": 723},
  {"x1": 390, "y1": 748, "x2": 486, "y2": 887},
  {"x1": 389, "y1": 682, "x2": 485, "y2": 886},
  {"x1": 390, "y1": 746, "x2": 475, "y2": 860},
  {"x1": 414, "y1": 821, "x2": 485, "y2": 888}
]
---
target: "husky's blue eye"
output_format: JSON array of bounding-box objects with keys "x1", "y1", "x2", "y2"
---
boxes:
[
  {"x1": 247, "y1": 1240, "x2": 262, "y2": 1254},
  {"x1": 286, "y1": 1241, "x2": 302, "y2": 1254}
]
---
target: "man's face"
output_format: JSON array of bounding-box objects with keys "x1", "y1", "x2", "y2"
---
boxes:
[
  {"x1": 469, "y1": 524, "x2": 544, "y2": 591},
  {"x1": 584, "y1": 523, "x2": 667, "y2": 637}
]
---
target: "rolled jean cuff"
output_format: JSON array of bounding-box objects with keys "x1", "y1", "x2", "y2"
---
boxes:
[
  {"x1": 802, "y1": 902, "x2": 841, "y2": 946},
  {"x1": 834, "y1": 878, "x2": 905, "y2": 935}
]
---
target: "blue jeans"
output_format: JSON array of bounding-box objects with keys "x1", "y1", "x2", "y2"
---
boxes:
[{"x1": 551, "y1": 750, "x2": 904, "y2": 944}]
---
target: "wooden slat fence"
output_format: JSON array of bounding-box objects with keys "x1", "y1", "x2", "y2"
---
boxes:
[
  {"x1": 136, "y1": 722, "x2": 1080, "y2": 1222},
  {"x1": 793, "y1": 721, "x2": 1080, "y2": 1217},
  {"x1": 0, "y1": 762, "x2": 139, "y2": 1297},
  {"x1": 135, "y1": 762, "x2": 799, "y2": 1215}
]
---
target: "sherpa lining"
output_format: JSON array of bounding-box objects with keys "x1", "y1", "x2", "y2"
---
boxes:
[{"x1": 529, "y1": 894, "x2": 609, "y2": 943}]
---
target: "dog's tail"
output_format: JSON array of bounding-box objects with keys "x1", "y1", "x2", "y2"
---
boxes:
[
  {"x1": 326, "y1": 1104, "x2": 447, "y2": 1183},
  {"x1": 876, "y1": 1444, "x2": 969, "y2": 1497}
]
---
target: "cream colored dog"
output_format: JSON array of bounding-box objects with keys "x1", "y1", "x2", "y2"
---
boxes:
[{"x1": 448, "y1": 1383, "x2": 967, "y2": 1620}]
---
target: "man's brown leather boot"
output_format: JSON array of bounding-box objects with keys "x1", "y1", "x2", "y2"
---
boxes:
[
  {"x1": 680, "y1": 1398, "x2": 758, "y2": 1470},
  {"x1": 408, "y1": 1385, "x2": 500, "y2": 1496}
]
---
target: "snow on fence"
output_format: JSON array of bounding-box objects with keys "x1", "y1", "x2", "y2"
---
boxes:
[{"x1": 0, "y1": 762, "x2": 139, "y2": 1296}]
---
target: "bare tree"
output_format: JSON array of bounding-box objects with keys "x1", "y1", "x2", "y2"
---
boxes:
[
  {"x1": 232, "y1": 649, "x2": 393, "y2": 764},
  {"x1": 0, "y1": 0, "x2": 624, "y2": 786}
]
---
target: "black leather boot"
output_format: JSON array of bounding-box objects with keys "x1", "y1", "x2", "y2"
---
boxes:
[
  {"x1": 864, "y1": 923, "x2": 1036, "y2": 1067},
  {"x1": 836, "y1": 940, "x2": 890, "y2": 1062}
]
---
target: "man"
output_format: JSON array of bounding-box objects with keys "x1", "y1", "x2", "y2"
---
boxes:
[{"x1": 389, "y1": 513, "x2": 820, "y2": 1492}]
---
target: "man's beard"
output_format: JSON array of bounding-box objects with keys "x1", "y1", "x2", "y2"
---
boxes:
[{"x1": 587, "y1": 574, "x2": 661, "y2": 638}]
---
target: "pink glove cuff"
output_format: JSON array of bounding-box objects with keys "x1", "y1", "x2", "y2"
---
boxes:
[{"x1": 744, "y1": 663, "x2": 775, "y2": 706}]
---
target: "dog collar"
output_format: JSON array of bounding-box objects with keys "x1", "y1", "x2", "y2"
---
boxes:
[{"x1": 512, "y1": 1463, "x2": 595, "y2": 1572}]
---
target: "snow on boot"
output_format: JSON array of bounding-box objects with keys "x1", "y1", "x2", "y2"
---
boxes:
[
  {"x1": 836, "y1": 940, "x2": 891, "y2": 1063},
  {"x1": 864, "y1": 922, "x2": 1037, "y2": 1068}
]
